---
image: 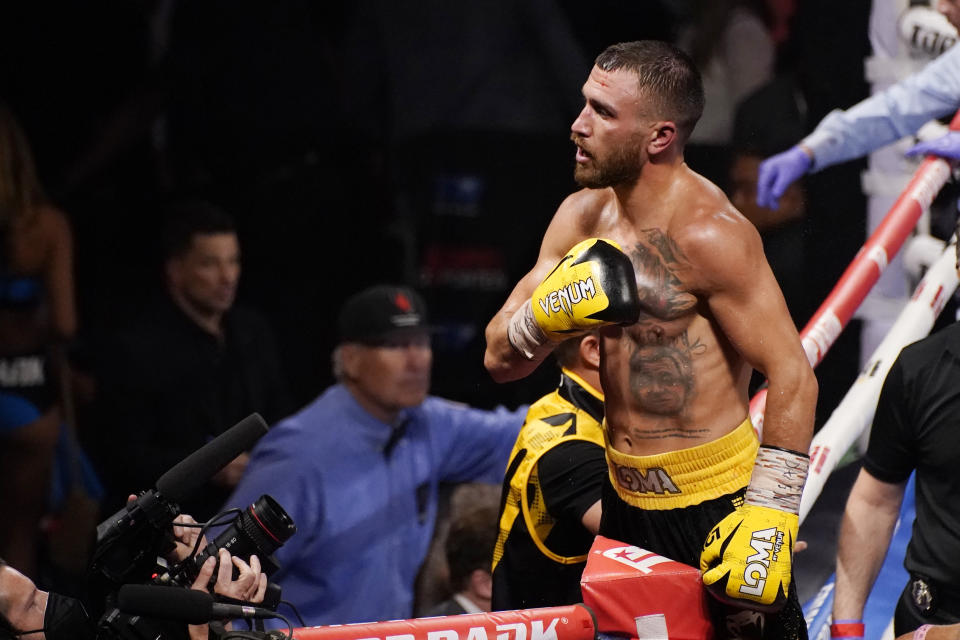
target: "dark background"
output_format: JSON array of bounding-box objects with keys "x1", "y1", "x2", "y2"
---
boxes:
[{"x1": 0, "y1": 0, "x2": 870, "y2": 421}]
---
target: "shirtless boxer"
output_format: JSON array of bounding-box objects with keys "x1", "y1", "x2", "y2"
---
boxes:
[{"x1": 484, "y1": 41, "x2": 817, "y2": 639}]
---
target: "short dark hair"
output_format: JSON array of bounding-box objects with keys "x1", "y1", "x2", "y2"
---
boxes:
[
  {"x1": 159, "y1": 200, "x2": 236, "y2": 262},
  {"x1": 554, "y1": 335, "x2": 585, "y2": 370},
  {"x1": 446, "y1": 506, "x2": 498, "y2": 592},
  {"x1": 595, "y1": 40, "x2": 705, "y2": 144}
]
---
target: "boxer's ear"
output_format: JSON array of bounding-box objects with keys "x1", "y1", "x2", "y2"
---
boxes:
[{"x1": 647, "y1": 121, "x2": 677, "y2": 156}]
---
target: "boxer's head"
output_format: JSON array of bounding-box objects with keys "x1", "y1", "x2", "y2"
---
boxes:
[
  {"x1": 594, "y1": 41, "x2": 704, "y2": 144},
  {"x1": 571, "y1": 41, "x2": 704, "y2": 189}
]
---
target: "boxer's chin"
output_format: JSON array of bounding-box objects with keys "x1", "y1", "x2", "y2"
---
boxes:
[{"x1": 574, "y1": 164, "x2": 608, "y2": 189}]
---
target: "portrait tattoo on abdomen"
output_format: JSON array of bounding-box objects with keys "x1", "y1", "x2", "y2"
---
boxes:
[{"x1": 629, "y1": 336, "x2": 703, "y2": 417}]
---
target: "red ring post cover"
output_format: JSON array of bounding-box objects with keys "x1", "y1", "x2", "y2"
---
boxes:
[{"x1": 580, "y1": 535, "x2": 713, "y2": 640}]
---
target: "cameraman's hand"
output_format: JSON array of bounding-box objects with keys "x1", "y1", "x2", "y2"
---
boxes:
[
  {"x1": 184, "y1": 548, "x2": 266, "y2": 640},
  {"x1": 126, "y1": 495, "x2": 209, "y2": 565},
  {"x1": 190, "y1": 548, "x2": 267, "y2": 603},
  {"x1": 170, "y1": 514, "x2": 209, "y2": 563},
  {"x1": 188, "y1": 555, "x2": 219, "y2": 640},
  {"x1": 213, "y1": 548, "x2": 267, "y2": 603}
]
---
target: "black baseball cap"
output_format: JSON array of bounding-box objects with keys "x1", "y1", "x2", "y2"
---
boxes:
[{"x1": 337, "y1": 285, "x2": 430, "y2": 344}]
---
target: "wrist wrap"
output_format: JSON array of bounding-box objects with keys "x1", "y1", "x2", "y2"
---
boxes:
[
  {"x1": 745, "y1": 446, "x2": 809, "y2": 514},
  {"x1": 507, "y1": 302, "x2": 550, "y2": 360}
]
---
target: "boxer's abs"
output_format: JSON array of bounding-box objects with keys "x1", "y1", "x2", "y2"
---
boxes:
[
  {"x1": 600, "y1": 319, "x2": 749, "y2": 456},
  {"x1": 598, "y1": 228, "x2": 750, "y2": 456}
]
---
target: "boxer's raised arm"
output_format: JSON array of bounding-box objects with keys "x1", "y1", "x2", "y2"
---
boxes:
[{"x1": 484, "y1": 191, "x2": 630, "y2": 382}]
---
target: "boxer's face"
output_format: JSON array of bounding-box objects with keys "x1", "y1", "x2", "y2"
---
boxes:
[{"x1": 571, "y1": 66, "x2": 649, "y2": 188}]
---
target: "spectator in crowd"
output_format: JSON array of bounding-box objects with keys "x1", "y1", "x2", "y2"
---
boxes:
[
  {"x1": 413, "y1": 482, "x2": 500, "y2": 617},
  {"x1": 831, "y1": 223, "x2": 960, "y2": 638},
  {"x1": 729, "y1": 74, "x2": 810, "y2": 326},
  {"x1": 425, "y1": 505, "x2": 499, "y2": 617},
  {"x1": 222, "y1": 284, "x2": 526, "y2": 626},
  {"x1": 96, "y1": 201, "x2": 291, "y2": 520},
  {"x1": 678, "y1": 0, "x2": 775, "y2": 190},
  {"x1": 491, "y1": 333, "x2": 605, "y2": 610},
  {"x1": 0, "y1": 102, "x2": 77, "y2": 580},
  {"x1": 756, "y1": 4, "x2": 960, "y2": 369},
  {"x1": 756, "y1": 2, "x2": 960, "y2": 212}
]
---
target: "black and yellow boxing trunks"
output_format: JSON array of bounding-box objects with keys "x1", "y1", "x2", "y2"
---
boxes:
[{"x1": 604, "y1": 416, "x2": 758, "y2": 510}]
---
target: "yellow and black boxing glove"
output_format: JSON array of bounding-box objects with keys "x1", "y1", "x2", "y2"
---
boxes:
[
  {"x1": 700, "y1": 445, "x2": 810, "y2": 612},
  {"x1": 508, "y1": 238, "x2": 640, "y2": 359}
]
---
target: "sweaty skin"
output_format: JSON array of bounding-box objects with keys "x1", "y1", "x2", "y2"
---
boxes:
[{"x1": 485, "y1": 65, "x2": 815, "y2": 458}]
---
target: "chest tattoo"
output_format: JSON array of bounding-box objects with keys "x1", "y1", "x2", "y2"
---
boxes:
[
  {"x1": 624, "y1": 229, "x2": 704, "y2": 416},
  {"x1": 627, "y1": 229, "x2": 697, "y2": 322}
]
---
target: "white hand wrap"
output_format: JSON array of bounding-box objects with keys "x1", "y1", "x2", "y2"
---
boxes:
[
  {"x1": 744, "y1": 446, "x2": 809, "y2": 514},
  {"x1": 507, "y1": 302, "x2": 551, "y2": 360}
]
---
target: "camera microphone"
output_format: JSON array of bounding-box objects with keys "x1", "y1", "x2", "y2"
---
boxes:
[
  {"x1": 118, "y1": 585, "x2": 276, "y2": 624},
  {"x1": 91, "y1": 413, "x2": 270, "y2": 586},
  {"x1": 156, "y1": 412, "x2": 270, "y2": 503}
]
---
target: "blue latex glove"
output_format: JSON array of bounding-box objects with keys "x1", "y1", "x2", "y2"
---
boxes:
[
  {"x1": 756, "y1": 145, "x2": 812, "y2": 210},
  {"x1": 905, "y1": 131, "x2": 960, "y2": 159}
]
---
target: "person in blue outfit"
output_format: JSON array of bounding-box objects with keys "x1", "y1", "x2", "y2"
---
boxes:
[
  {"x1": 756, "y1": 1, "x2": 960, "y2": 210},
  {"x1": 222, "y1": 284, "x2": 526, "y2": 627}
]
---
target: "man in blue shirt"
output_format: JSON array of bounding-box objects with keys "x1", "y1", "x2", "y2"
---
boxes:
[
  {"x1": 756, "y1": 2, "x2": 960, "y2": 210},
  {"x1": 222, "y1": 284, "x2": 525, "y2": 627}
]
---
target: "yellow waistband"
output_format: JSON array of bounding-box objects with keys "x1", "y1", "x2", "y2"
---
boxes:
[{"x1": 605, "y1": 417, "x2": 758, "y2": 510}]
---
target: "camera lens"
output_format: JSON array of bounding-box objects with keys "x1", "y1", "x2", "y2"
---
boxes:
[
  {"x1": 214, "y1": 495, "x2": 296, "y2": 562},
  {"x1": 171, "y1": 494, "x2": 296, "y2": 585},
  {"x1": 237, "y1": 494, "x2": 297, "y2": 554}
]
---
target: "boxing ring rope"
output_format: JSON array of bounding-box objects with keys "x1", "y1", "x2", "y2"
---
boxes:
[
  {"x1": 776, "y1": 112, "x2": 960, "y2": 638},
  {"x1": 749, "y1": 106, "x2": 960, "y2": 521},
  {"x1": 799, "y1": 242, "x2": 958, "y2": 521},
  {"x1": 803, "y1": 243, "x2": 957, "y2": 633},
  {"x1": 289, "y1": 115, "x2": 960, "y2": 640},
  {"x1": 749, "y1": 106, "x2": 960, "y2": 433},
  {"x1": 290, "y1": 604, "x2": 597, "y2": 640}
]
